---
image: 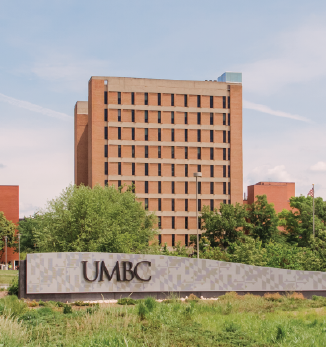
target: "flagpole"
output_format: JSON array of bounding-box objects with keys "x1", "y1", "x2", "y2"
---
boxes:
[{"x1": 313, "y1": 184, "x2": 315, "y2": 238}]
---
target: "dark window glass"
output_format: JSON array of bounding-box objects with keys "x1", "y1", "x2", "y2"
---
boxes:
[
  {"x1": 158, "y1": 218, "x2": 161, "y2": 230},
  {"x1": 210, "y1": 112, "x2": 213, "y2": 125},
  {"x1": 210, "y1": 165, "x2": 214, "y2": 178},
  {"x1": 228, "y1": 182, "x2": 231, "y2": 195},
  {"x1": 145, "y1": 110, "x2": 148, "y2": 123},
  {"x1": 223, "y1": 182, "x2": 226, "y2": 194},
  {"x1": 197, "y1": 95, "x2": 201, "y2": 107},
  {"x1": 118, "y1": 162, "x2": 121, "y2": 175},
  {"x1": 228, "y1": 131, "x2": 230, "y2": 143},
  {"x1": 223, "y1": 165, "x2": 226, "y2": 177},
  {"x1": 185, "y1": 147, "x2": 188, "y2": 159},
  {"x1": 184, "y1": 94, "x2": 188, "y2": 107},
  {"x1": 158, "y1": 198, "x2": 161, "y2": 211},
  {"x1": 185, "y1": 181, "x2": 188, "y2": 194},
  {"x1": 197, "y1": 164, "x2": 201, "y2": 172},
  {"x1": 185, "y1": 217, "x2": 188, "y2": 229},
  {"x1": 158, "y1": 128, "x2": 161, "y2": 141},
  {"x1": 228, "y1": 165, "x2": 230, "y2": 178},
  {"x1": 145, "y1": 145, "x2": 148, "y2": 158},
  {"x1": 223, "y1": 131, "x2": 226, "y2": 143},
  {"x1": 171, "y1": 146, "x2": 175, "y2": 159},
  {"x1": 132, "y1": 145, "x2": 135, "y2": 158},
  {"x1": 105, "y1": 180, "x2": 108, "y2": 186},
  {"x1": 210, "y1": 96, "x2": 213, "y2": 108},
  {"x1": 118, "y1": 127, "x2": 121, "y2": 140},
  {"x1": 228, "y1": 113, "x2": 230, "y2": 125},
  {"x1": 104, "y1": 145, "x2": 108, "y2": 158},
  {"x1": 228, "y1": 148, "x2": 230, "y2": 160},
  {"x1": 158, "y1": 146, "x2": 161, "y2": 158},
  {"x1": 171, "y1": 94, "x2": 174, "y2": 106},
  {"x1": 210, "y1": 148, "x2": 214, "y2": 160},
  {"x1": 223, "y1": 96, "x2": 226, "y2": 108},
  {"x1": 118, "y1": 109, "x2": 121, "y2": 122},
  {"x1": 185, "y1": 234, "x2": 188, "y2": 246},
  {"x1": 131, "y1": 92, "x2": 135, "y2": 105},
  {"x1": 172, "y1": 198, "x2": 175, "y2": 211},
  {"x1": 185, "y1": 199, "x2": 188, "y2": 211},
  {"x1": 198, "y1": 181, "x2": 201, "y2": 194},
  {"x1": 172, "y1": 218, "x2": 175, "y2": 230},
  {"x1": 105, "y1": 162, "x2": 108, "y2": 175},
  {"x1": 104, "y1": 91, "x2": 108, "y2": 104},
  {"x1": 171, "y1": 129, "x2": 174, "y2": 141},
  {"x1": 197, "y1": 147, "x2": 201, "y2": 160},
  {"x1": 185, "y1": 129, "x2": 188, "y2": 142},
  {"x1": 132, "y1": 128, "x2": 135, "y2": 140},
  {"x1": 185, "y1": 164, "x2": 188, "y2": 177},
  {"x1": 145, "y1": 181, "x2": 148, "y2": 193},
  {"x1": 118, "y1": 180, "x2": 121, "y2": 188},
  {"x1": 158, "y1": 93, "x2": 161, "y2": 105},
  {"x1": 104, "y1": 127, "x2": 108, "y2": 139},
  {"x1": 118, "y1": 145, "x2": 121, "y2": 158},
  {"x1": 158, "y1": 163, "x2": 161, "y2": 176},
  {"x1": 132, "y1": 163, "x2": 135, "y2": 175},
  {"x1": 198, "y1": 199, "x2": 201, "y2": 211},
  {"x1": 223, "y1": 113, "x2": 226, "y2": 125},
  {"x1": 172, "y1": 233, "x2": 175, "y2": 245},
  {"x1": 210, "y1": 182, "x2": 214, "y2": 194},
  {"x1": 131, "y1": 110, "x2": 135, "y2": 122},
  {"x1": 171, "y1": 181, "x2": 175, "y2": 194},
  {"x1": 145, "y1": 163, "x2": 148, "y2": 176},
  {"x1": 184, "y1": 112, "x2": 188, "y2": 124},
  {"x1": 210, "y1": 130, "x2": 214, "y2": 142},
  {"x1": 228, "y1": 96, "x2": 230, "y2": 108},
  {"x1": 145, "y1": 198, "x2": 148, "y2": 210},
  {"x1": 158, "y1": 181, "x2": 162, "y2": 194},
  {"x1": 223, "y1": 199, "x2": 226, "y2": 204},
  {"x1": 197, "y1": 112, "x2": 201, "y2": 125},
  {"x1": 145, "y1": 128, "x2": 148, "y2": 141},
  {"x1": 158, "y1": 111, "x2": 161, "y2": 123},
  {"x1": 223, "y1": 148, "x2": 226, "y2": 160},
  {"x1": 132, "y1": 180, "x2": 135, "y2": 193},
  {"x1": 210, "y1": 199, "x2": 214, "y2": 211},
  {"x1": 197, "y1": 129, "x2": 201, "y2": 142},
  {"x1": 171, "y1": 164, "x2": 175, "y2": 177},
  {"x1": 144, "y1": 92, "x2": 148, "y2": 105},
  {"x1": 171, "y1": 111, "x2": 174, "y2": 124},
  {"x1": 158, "y1": 233, "x2": 162, "y2": 244},
  {"x1": 104, "y1": 109, "x2": 108, "y2": 121},
  {"x1": 118, "y1": 92, "x2": 121, "y2": 105}
]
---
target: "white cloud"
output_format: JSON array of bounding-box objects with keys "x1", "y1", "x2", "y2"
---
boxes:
[
  {"x1": 0, "y1": 164, "x2": 5, "y2": 169},
  {"x1": 311, "y1": 161, "x2": 326, "y2": 172},
  {"x1": 0, "y1": 92, "x2": 72, "y2": 121},
  {"x1": 243, "y1": 100, "x2": 312, "y2": 123},
  {"x1": 246, "y1": 165, "x2": 294, "y2": 187}
]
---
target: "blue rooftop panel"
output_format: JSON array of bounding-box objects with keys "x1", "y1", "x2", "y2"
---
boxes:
[{"x1": 217, "y1": 72, "x2": 242, "y2": 83}]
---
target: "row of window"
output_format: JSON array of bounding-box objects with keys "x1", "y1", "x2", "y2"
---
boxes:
[
  {"x1": 104, "y1": 91, "x2": 230, "y2": 109},
  {"x1": 105, "y1": 127, "x2": 230, "y2": 143},
  {"x1": 104, "y1": 109, "x2": 231, "y2": 126}
]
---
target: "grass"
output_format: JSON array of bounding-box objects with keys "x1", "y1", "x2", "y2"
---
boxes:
[
  {"x1": 0, "y1": 270, "x2": 18, "y2": 285},
  {"x1": 2, "y1": 292, "x2": 326, "y2": 346}
]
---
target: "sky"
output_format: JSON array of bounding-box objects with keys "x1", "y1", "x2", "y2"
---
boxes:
[{"x1": 0, "y1": 0, "x2": 326, "y2": 218}]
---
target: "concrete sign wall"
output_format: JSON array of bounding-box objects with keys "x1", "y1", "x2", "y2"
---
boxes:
[{"x1": 26, "y1": 252, "x2": 326, "y2": 295}]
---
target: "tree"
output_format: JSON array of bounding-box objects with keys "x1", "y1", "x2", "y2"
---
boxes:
[
  {"x1": 278, "y1": 196, "x2": 326, "y2": 247},
  {"x1": 201, "y1": 203, "x2": 249, "y2": 249},
  {"x1": 246, "y1": 195, "x2": 279, "y2": 245},
  {"x1": 19, "y1": 184, "x2": 157, "y2": 254},
  {"x1": 0, "y1": 212, "x2": 16, "y2": 256}
]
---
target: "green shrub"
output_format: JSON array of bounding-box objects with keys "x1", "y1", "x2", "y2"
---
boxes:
[
  {"x1": 137, "y1": 301, "x2": 148, "y2": 320},
  {"x1": 8, "y1": 276, "x2": 19, "y2": 296},
  {"x1": 38, "y1": 300, "x2": 46, "y2": 306},
  {"x1": 63, "y1": 304, "x2": 72, "y2": 314},
  {"x1": 144, "y1": 297, "x2": 156, "y2": 312},
  {"x1": 56, "y1": 301, "x2": 65, "y2": 307},
  {"x1": 186, "y1": 293, "x2": 199, "y2": 302},
  {"x1": 117, "y1": 298, "x2": 137, "y2": 305},
  {"x1": 0, "y1": 295, "x2": 27, "y2": 318},
  {"x1": 74, "y1": 300, "x2": 90, "y2": 306}
]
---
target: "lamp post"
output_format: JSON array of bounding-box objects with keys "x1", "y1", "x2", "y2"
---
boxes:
[
  {"x1": 4, "y1": 236, "x2": 7, "y2": 271},
  {"x1": 193, "y1": 172, "x2": 202, "y2": 259}
]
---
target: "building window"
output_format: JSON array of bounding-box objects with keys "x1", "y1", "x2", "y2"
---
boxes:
[
  {"x1": 223, "y1": 182, "x2": 226, "y2": 194},
  {"x1": 158, "y1": 111, "x2": 161, "y2": 124},
  {"x1": 171, "y1": 94, "x2": 174, "y2": 106},
  {"x1": 172, "y1": 218, "x2": 175, "y2": 230},
  {"x1": 185, "y1": 234, "x2": 188, "y2": 246},
  {"x1": 144, "y1": 93, "x2": 148, "y2": 105},
  {"x1": 223, "y1": 96, "x2": 226, "y2": 108},
  {"x1": 223, "y1": 199, "x2": 226, "y2": 204},
  {"x1": 172, "y1": 233, "x2": 175, "y2": 245},
  {"x1": 118, "y1": 180, "x2": 121, "y2": 188},
  {"x1": 158, "y1": 128, "x2": 161, "y2": 141},
  {"x1": 105, "y1": 162, "x2": 108, "y2": 175},
  {"x1": 197, "y1": 95, "x2": 201, "y2": 107},
  {"x1": 197, "y1": 129, "x2": 201, "y2": 142},
  {"x1": 145, "y1": 110, "x2": 148, "y2": 123},
  {"x1": 144, "y1": 128, "x2": 148, "y2": 141},
  {"x1": 210, "y1": 96, "x2": 213, "y2": 108},
  {"x1": 197, "y1": 164, "x2": 201, "y2": 172},
  {"x1": 210, "y1": 199, "x2": 214, "y2": 211},
  {"x1": 171, "y1": 111, "x2": 174, "y2": 124},
  {"x1": 118, "y1": 145, "x2": 121, "y2": 158},
  {"x1": 104, "y1": 91, "x2": 108, "y2": 104},
  {"x1": 184, "y1": 129, "x2": 188, "y2": 142},
  {"x1": 132, "y1": 163, "x2": 135, "y2": 175},
  {"x1": 132, "y1": 180, "x2": 135, "y2": 193},
  {"x1": 228, "y1": 182, "x2": 231, "y2": 195},
  {"x1": 104, "y1": 127, "x2": 108, "y2": 140},
  {"x1": 210, "y1": 148, "x2": 214, "y2": 160},
  {"x1": 105, "y1": 180, "x2": 108, "y2": 186},
  {"x1": 145, "y1": 198, "x2": 148, "y2": 210},
  {"x1": 197, "y1": 147, "x2": 201, "y2": 160},
  {"x1": 104, "y1": 145, "x2": 108, "y2": 158},
  {"x1": 228, "y1": 131, "x2": 230, "y2": 143},
  {"x1": 198, "y1": 199, "x2": 201, "y2": 211},
  {"x1": 131, "y1": 110, "x2": 135, "y2": 122},
  {"x1": 158, "y1": 93, "x2": 161, "y2": 106},
  {"x1": 158, "y1": 146, "x2": 161, "y2": 158},
  {"x1": 228, "y1": 200, "x2": 231, "y2": 205},
  {"x1": 185, "y1": 181, "x2": 188, "y2": 194},
  {"x1": 171, "y1": 146, "x2": 175, "y2": 159},
  {"x1": 118, "y1": 127, "x2": 121, "y2": 140},
  {"x1": 223, "y1": 148, "x2": 226, "y2": 160},
  {"x1": 210, "y1": 130, "x2": 214, "y2": 142},
  {"x1": 171, "y1": 164, "x2": 175, "y2": 177},
  {"x1": 197, "y1": 112, "x2": 201, "y2": 125},
  {"x1": 132, "y1": 145, "x2": 135, "y2": 158},
  {"x1": 228, "y1": 113, "x2": 230, "y2": 125},
  {"x1": 228, "y1": 148, "x2": 230, "y2": 160},
  {"x1": 228, "y1": 165, "x2": 230, "y2": 178},
  {"x1": 158, "y1": 198, "x2": 161, "y2": 211},
  {"x1": 210, "y1": 182, "x2": 214, "y2": 194},
  {"x1": 158, "y1": 181, "x2": 161, "y2": 194},
  {"x1": 184, "y1": 94, "x2": 188, "y2": 107},
  {"x1": 145, "y1": 163, "x2": 149, "y2": 176},
  {"x1": 104, "y1": 109, "x2": 108, "y2": 121},
  {"x1": 210, "y1": 112, "x2": 213, "y2": 125},
  {"x1": 185, "y1": 164, "x2": 188, "y2": 177},
  {"x1": 118, "y1": 109, "x2": 121, "y2": 122},
  {"x1": 132, "y1": 128, "x2": 135, "y2": 140},
  {"x1": 171, "y1": 129, "x2": 175, "y2": 142},
  {"x1": 184, "y1": 112, "x2": 188, "y2": 124},
  {"x1": 223, "y1": 165, "x2": 226, "y2": 177},
  {"x1": 131, "y1": 92, "x2": 135, "y2": 105},
  {"x1": 228, "y1": 96, "x2": 230, "y2": 108},
  {"x1": 172, "y1": 198, "x2": 175, "y2": 211},
  {"x1": 118, "y1": 162, "x2": 121, "y2": 175},
  {"x1": 223, "y1": 113, "x2": 226, "y2": 125},
  {"x1": 171, "y1": 181, "x2": 175, "y2": 194},
  {"x1": 145, "y1": 145, "x2": 148, "y2": 158},
  {"x1": 210, "y1": 165, "x2": 214, "y2": 178},
  {"x1": 223, "y1": 131, "x2": 226, "y2": 143},
  {"x1": 185, "y1": 217, "x2": 188, "y2": 229},
  {"x1": 158, "y1": 233, "x2": 162, "y2": 244},
  {"x1": 145, "y1": 181, "x2": 148, "y2": 193},
  {"x1": 158, "y1": 163, "x2": 161, "y2": 176},
  {"x1": 118, "y1": 92, "x2": 121, "y2": 105},
  {"x1": 198, "y1": 181, "x2": 201, "y2": 194},
  {"x1": 185, "y1": 199, "x2": 188, "y2": 211},
  {"x1": 185, "y1": 147, "x2": 188, "y2": 159}
]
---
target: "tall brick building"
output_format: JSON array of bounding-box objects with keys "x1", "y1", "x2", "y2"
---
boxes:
[{"x1": 74, "y1": 74, "x2": 243, "y2": 246}]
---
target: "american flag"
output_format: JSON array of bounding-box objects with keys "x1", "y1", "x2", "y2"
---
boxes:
[{"x1": 307, "y1": 188, "x2": 314, "y2": 197}]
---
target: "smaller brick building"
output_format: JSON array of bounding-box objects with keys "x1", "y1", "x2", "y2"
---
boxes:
[
  {"x1": 0, "y1": 185, "x2": 19, "y2": 268},
  {"x1": 245, "y1": 182, "x2": 295, "y2": 213}
]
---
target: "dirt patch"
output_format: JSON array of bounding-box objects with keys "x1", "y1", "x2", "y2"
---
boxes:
[{"x1": 0, "y1": 291, "x2": 8, "y2": 299}]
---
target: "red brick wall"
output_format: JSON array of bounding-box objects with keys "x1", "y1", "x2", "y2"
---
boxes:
[{"x1": 74, "y1": 108, "x2": 88, "y2": 186}]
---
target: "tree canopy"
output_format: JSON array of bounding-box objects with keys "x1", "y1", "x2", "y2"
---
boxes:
[{"x1": 0, "y1": 212, "x2": 16, "y2": 256}]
